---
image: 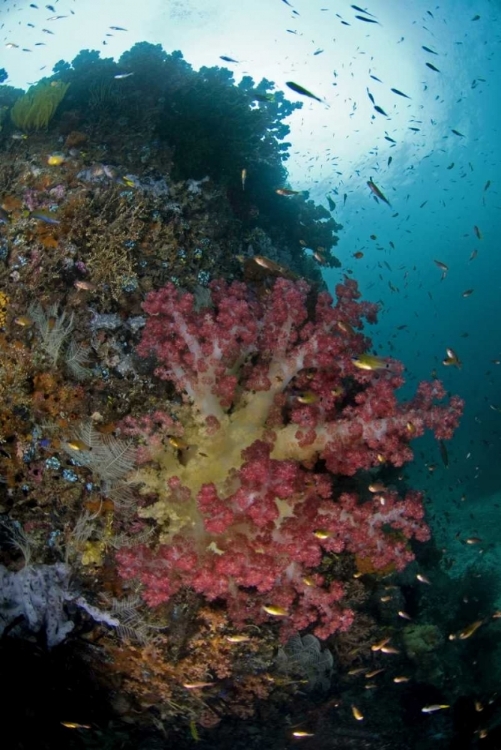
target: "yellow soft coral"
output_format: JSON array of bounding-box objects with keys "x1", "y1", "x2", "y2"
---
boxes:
[{"x1": 10, "y1": 80, "x2": 70, "y2": 132}]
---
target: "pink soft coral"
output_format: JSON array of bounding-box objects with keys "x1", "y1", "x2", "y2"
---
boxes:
[{"x1": 117, "y1": 277, "x2": 463, "y2": 639}]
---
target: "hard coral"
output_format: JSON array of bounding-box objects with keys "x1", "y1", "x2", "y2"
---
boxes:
[{"x1": 117, "y1": 277, "x2": 463, "y2": 639}]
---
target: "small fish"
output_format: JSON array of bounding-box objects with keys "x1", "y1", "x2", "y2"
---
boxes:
[
  {"x1": 462, "y1": 289, "x2": 474, "y2": 298},
  {"x1": 66, "y1": 439, "x2": 91, "y2": 451},
  {"x1": 367, "y1": 179, "x2": 391, "y2": 206},
  {"x1": 46, "y1": 4, "x2": 56, "y2": 10},
  {"x1": 387, "y1": 156, "x2": 392, "y2": 167},
  {"x1": 42, "y1": 28, "x2": 55, "y2": 34},
  {"x1": 417, "y1": 573, "x2": 431, "y2": 584},
  {"x1": 114, "y1": 72, "x2": 134, "y2": 79},
  {"x1": 262, "y1": 605, "x2": 289, "y2": 617},
  {"x1": 276, "y1": 188, "x2": 302, "y2": 196},
  {"x1": 11, "y1": 132, "x2": 28, "y2": 140},
  {"x1": 225, "y1": 635, "x2": 251, "y2": 643},
  {"x1": 381, "y1": 646, "x2": 400, "y2": 654},
  {"x1": 109, "y1": 26, "x2": 128, "y2": 31},
  {"x1": 297, "y1": 391, "x2": 319, "y2": 405},
  {"x1": 252, "y1": 256, "x2": 287, "y2": 274},
  {"x1": 352, "y1": 354, "x2": 391, "y2": 371},
  {"x1": 469, "y1": 249, "x2": 478, "y2": 261},
  {"x1": 422, "y1": 45, "x2": 438, "y2": 54},
  {"x1": 313, "y1": 250, "x2": 327, "y2": 265},
  {"x1": 483, "y1": 180, "x2": 491, "y2": 191},
  {"x1": 61, "y1": 722, "x2": 91, "y2": 730},
  {"x1": 422, "y1": 705, "x2": 450, "y2": 714},
  {"x1": 47, "y1": 152, "x2": 65, "y2": 166},
  {"x1": 241, "y1": 168, "x2": 247, "y2": 190},
  {"x1": 313, "y1": 49, "x2": 324, "y2": 55},
  {"x1": 327, "y1": 195, "x2": 336, "y2": 211},
  {"x1": 353, "y1": 251, "x2": 364, "y2": 259},
  {"x1": 439, "y1": 440, "x2": 449, "y2": 468},
  {"x1": 471, "y1": 14, "x2": 480, "y2": 21},
  {"x1": 371, "y1": 637, "x2": 391, "y2": 652},
  {"x1": 465, "y1": 537, "x2": 482, "y2": 545},
  {"x1": 302, "y1": 576, "x2": 316, "y2": 587},
  {"x1": 352, "y1": 705, "x2": 364, "y2": 721},
  {"x1": 30, "y1": 210, "x2": 60, "y2": 225},
  {"x1": 47, "y1": 15, "x2": 67, "y2": 21},
  {"x1": 373, "y1": 105, "x2": 388, "y2": 116},
  {"x1": 365, "y1": 668, "x2": 385, "y2": 678},
  {"x1": 355, "y1": 15, "x2": 380, "y2": 24},
  {"x1": 442, "y1": 347, "x2": 461, "y2": 368},
  {"x1": 390, "y1": 87, "x2": 411, "y2": 99},
  {"x1": 74, "y1": 280, "x2": 96, "y2": 291},
  {"x1": 168, "y1": 436, "x2": 189, "y2": 451},
  {"x1": 313, "y1": 529, "x2": 332, "y2": 539},
  {"x1": 5, "y1": 43, "x2": 20, "y2": 49},
  {"x1": 370, "y1": 74, "x2": 383, "y2": 82},
  {"x1": 368, "y1": 482, "x2": 386, "y2": 493},
  {"x1": 348, "y1": 667, "x2": 366, "y2": 676},
  {"x1": 398, "y1": 610, "x2": 412, "y2": 621},
  {"x1": 14, "y1": 315, "x2": 34, "y2": 327},
  {"x1": 292, "y1": 730, "x2": 315, "y2": 738},
  {"x1": 433, "y1": 259, "x2": 448, "y2": 278},
  {"x1": 351, "y1": 4, "x2": 376, "y2": 16},
  {"x1": 426, "y1": 63, "x2": 440, "y2": 72},
  {"x1": 394, "y1": 676, "x2": 411, "y2": 683},
  {"x1": 285, "y1": 81, "x2": 324, "y2": 103},
  {"x1": 183, "y1": 681, "x2": 216, "y2": 689},
  {"x1": 220, "y1": 55, "x2": 239, "y2": 63},
  {"x1": 384, "y1": 135, "x2": 397, "y2": 143},
  {"x1": 459, "y1": 619, "x2": 484, "y2": 639},
  {"x1": 474, "y1": 225, "x2": 482, "y2": 239},
  {"x1": 337, "y1": 320, "x2": 356, "y2": 335},
  {"x1": 451, "y1": 129, "x2": 465, "y2": 137}
]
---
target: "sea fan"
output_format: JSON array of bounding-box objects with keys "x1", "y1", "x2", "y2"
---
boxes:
[
  {"x1": 65, "y1": 339, "x2": 92, "y2": 380},
  {"x1": 29, "y1": 301, "x2": 74, "y2": 365},
  {"x1": 64, "y1": 421, "x2": 135, "y2": 484},
  {"x1": 276, "y1": 633, "x2": 334, "y2": 691}
]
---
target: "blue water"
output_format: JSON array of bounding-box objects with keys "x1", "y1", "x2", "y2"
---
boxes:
[{"x1": 1, "y1": 0, "x2": 500, "y2": 746}]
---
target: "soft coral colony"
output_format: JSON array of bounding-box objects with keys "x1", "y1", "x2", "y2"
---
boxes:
[{"x1": 117, "y1": 275, "x2": 463, "y2": 640}]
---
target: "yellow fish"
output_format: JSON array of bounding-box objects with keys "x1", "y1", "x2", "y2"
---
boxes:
[
  {"x1": 352, "y1": 354, "x2": 391, "y2": 371},
  {"x1": 296, "y1": 391, "x2": 319, "y2": 405},
  {"x1": 262, "y1": 605, "x2": 288, "y2": 617}
]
